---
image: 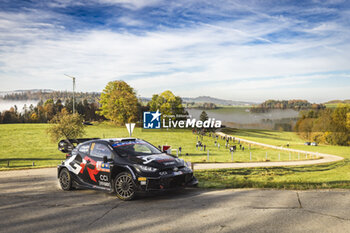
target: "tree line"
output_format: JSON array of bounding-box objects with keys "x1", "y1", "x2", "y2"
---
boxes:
[
  {"x1": 98, "y1": 82, "x2": 187, "y2": 125},
  {"x1": 0, "y1": 81, "x2": 187, "y2": 125},
  {"x1": 1, "y1": 90, "x2": 100, "y2": 103},
  {"x1": 185, "y1": 102, "x2": 217, "y2": 109},
  {"x1": 251, "y1": 99, "x2": 325, "y2": 113},
  {"x1": 0, "y1": 98, "x2": 103, "y2": 123},
  {"x1": 295, "y1": 104, "x2": 350, "y2": 146}
]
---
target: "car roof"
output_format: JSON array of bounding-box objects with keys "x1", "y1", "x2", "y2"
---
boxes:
[
  {"x1": 99, "y1": 137, "x2": 142, "y2": 144},
  {"x1": 77, "y1": 138, "x2": 144, "y2": 148}
]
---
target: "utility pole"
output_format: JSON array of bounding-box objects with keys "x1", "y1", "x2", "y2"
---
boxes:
[{"x1": 64, "y1": 74, "x2": 76, "y2": 114}]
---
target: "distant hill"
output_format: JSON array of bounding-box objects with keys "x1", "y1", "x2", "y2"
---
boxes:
[
  {"x1": 0, "y1": 89, "x2": 53, "y2": 97},
  {"x1": 324, "y1": 100, "x2": 350, "y2": 104},
  {"x1": 0, "y1": 89, "x2": 100, "y2": 103},
  {"x1": 250, "y1": 99, "x2": 325, "y2": 113},
  {"x1": 182, "y1": 96, "x2": 255, "y2": 106},
  {"x1": 0, "y1": 90, "x2": 254, "y2": 106}
]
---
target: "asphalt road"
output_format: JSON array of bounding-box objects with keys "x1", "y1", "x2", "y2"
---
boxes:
[{"x1": 1, "y1": 168, "x2": 350, "y2": 233}]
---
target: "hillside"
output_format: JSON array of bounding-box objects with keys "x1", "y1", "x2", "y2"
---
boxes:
[
  {"x1": 0, "y1": 90, "x2": 255, "y2": 107},
  {"x1": 183, "y1": 96, "x2": 255, "y2": 106},
  {"x1": 0, "y1": 89, "x2": 100, "y2": 103},
  {"x1": 324, "y1": 99, "x2": 350, "y2": 104}
]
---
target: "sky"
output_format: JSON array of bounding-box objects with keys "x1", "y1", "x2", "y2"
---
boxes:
[{"x1": 0, "y1": 0, "x2": 350, "y2": 102}]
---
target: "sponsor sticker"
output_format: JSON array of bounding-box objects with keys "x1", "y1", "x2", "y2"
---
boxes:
[
  {"x1": 96, "y1": 161, "x2": 110, "y2": 172},
  {"x1": 98, "y1": 181, "x2": 111, "y2": 187}
]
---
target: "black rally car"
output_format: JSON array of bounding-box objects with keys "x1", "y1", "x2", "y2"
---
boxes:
[{"x1": 57, "y1": 138, "x2": 198, "y2": 200}]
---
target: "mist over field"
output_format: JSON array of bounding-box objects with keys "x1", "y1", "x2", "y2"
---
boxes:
[
  {"x1": 0, "y1": 100, "x2": 39, "y2": 112},
  {"x1": 187, "y1": 108, "x2": 299, "y2": 130}
]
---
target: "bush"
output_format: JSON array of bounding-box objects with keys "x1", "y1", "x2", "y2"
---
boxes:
[{"x1": 47, "y1": 112, "x2": 86, "y2": 142}]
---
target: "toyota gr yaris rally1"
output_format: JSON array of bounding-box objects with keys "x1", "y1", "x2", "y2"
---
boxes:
[{"x1": 57, "y1": 138, "x2": 198, "y2": 200}]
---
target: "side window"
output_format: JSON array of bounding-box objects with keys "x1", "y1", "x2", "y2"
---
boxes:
[
  {"x1": 90, "y1": 143, "x2": 112, "y2": 158},
  {"x1": 78, "y1": 144, "x2": 90, "y2": 154}
]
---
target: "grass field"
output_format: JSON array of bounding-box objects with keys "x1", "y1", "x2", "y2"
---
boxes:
[
  {"x1": 222, "y1": 128, "x2": 350, "y2": 158},
  {"x1": 0, "y1": 123, "x2": 315, "y2": 169},
  {"x1": 1, "y1": 123, "x2": 350, "y2": 190},
  {"x1": 195, "y1": 128, "x2": 350, "y2": 189},
  {"x1": 195, "y1": 159, "x2": 350, "y2": 189}
]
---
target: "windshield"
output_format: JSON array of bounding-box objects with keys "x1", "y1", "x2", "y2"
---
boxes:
[{"x1": 112, "y1": 141, "x2": 162, "y2": 157}]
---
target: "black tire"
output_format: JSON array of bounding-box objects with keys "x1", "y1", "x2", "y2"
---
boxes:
[
  {"x1": 114, "y1": 172, "x2": 136, "y2": 201},
  {"x1": 59, "y1": 168, "x2": 72, "y2": 191}
]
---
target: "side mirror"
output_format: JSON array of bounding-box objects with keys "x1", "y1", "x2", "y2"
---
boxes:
[{"x1": 103, "y1": 156, "x2": 108, "y2": 163}]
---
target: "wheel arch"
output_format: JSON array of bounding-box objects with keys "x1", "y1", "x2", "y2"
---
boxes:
[
  {"x1": 111, "y1": 165, "x2": 137, "y2": 181},
  {"x1": 57, "y1": 165, "x2": 67, "y2": 178}
]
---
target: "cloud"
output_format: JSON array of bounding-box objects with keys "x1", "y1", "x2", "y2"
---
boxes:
[
  {"x1": 0, "y1": 0, "x2": 350, "y2": 102},
  {"x1": 98, "y1": 0, "x2": 161, "y2": 9}
]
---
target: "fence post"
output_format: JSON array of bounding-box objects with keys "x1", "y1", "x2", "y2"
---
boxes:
[
  {"x1": 7, "y1": 160, "x2": 10, "y2": 167},
  {"x1": 207, "y1": 150, "x2": 209, "y2": 162},
  {"x1": 265, "y1": 152, "x2": 267, "y2": 160},
  {"x1": 231, "y1": 151, "x2": 233, "y2": 162}
]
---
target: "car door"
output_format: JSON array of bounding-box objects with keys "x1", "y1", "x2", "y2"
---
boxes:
[
  {"x1": 74, "y1": 143, "x2": 95, "y2": 185},
  {"x1": 63, "y1": 143, "x2": 90, "y2": 178},
  {"x1": 87, "y1": 142, "x2": 113, "y2": 188}
]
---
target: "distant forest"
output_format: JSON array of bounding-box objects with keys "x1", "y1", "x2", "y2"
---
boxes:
[
  {"x1": 324, "y1": 99, "x2": 350, "y2": 104},
  {"x1": 1, "y1": 90, "x2": 100, "y2": 103},
  {"x1": 0, "y1": 98, "x2": 104, "y2": 124},
  {"x1": 251, "y1": 100, "x2": 325, "y2": 113}
]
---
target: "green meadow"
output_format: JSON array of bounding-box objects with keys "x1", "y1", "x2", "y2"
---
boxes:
[
  {"x1": 221, "y1": 128, "x2": 350, "y2": 158},
  {"x1": 1, "y1": 123, "x2": 350, "y2": 190},
  {"x1": 0, "y1": 123, "x2": 315, "y2": 169},
  {"x1": 195, "y1": 128, "x2": 350, "y2": 189}
]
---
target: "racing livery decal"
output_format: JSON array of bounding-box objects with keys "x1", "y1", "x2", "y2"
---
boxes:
[
  {"x1": 58, "y1": 138, "x2": 198, "y2": 201},
  {"x1": 139, "y1": 154, "x2": 175, "y2": 165}
]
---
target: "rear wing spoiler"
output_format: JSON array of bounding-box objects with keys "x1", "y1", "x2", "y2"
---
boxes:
[{"x1": 58, "y1": 138, "x2": 99, "y2": 153}]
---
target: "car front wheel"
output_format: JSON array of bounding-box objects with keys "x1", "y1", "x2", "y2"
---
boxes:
[
  {"x1": 59, "y1": 168, "x2": 72, "y2": 191},
  {"x1": 114, "y1": 172, "x2": 136, "y2": 201}
]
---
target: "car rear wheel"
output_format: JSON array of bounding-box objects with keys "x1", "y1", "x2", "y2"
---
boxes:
[
  {"x1": 114, "y1": 172, "x2": 136, "y2": 201},
  {"x1": 59, "y1": 168, "x2": 72, "y2": 191}
]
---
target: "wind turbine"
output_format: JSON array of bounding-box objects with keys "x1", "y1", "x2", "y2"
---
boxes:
[{"x1": 64, "y1": 74, "x2": 76, "y2": 114}]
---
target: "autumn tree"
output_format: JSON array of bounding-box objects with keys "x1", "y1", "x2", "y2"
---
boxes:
[
  {"x1": 148, "y1": 90, "x2": 187, "y2": 118},
  {"x1": 295, "y1": 104, "x2": 350, "y2": 145},
  {"x1": 47, "y1": 112, "x2": 86, "y2": 142},
  {"x1": 98, "y1": 81, "x2": 139, "y2": 125}
]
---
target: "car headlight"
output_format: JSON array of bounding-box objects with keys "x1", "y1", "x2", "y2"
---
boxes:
[{"x1": 135, "y1": 165, "x2": 158, "y2": 172}]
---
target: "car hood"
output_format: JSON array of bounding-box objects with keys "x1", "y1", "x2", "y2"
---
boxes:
[{"x1": 129, "y1": 153, "x2": 183, "y2": 168}]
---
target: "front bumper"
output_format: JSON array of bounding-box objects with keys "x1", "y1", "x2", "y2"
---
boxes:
[{"x1": 138, "y1": 171, "x2": 198, "y2": 191}]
